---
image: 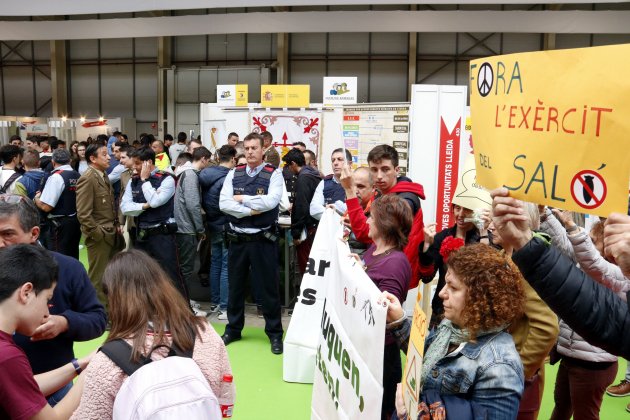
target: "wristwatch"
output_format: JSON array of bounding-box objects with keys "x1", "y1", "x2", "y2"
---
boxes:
[{"x1": 71, "y1": 358, "x2": 82, "y2": 375}]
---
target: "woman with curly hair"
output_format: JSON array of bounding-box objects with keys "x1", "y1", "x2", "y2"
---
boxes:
[
  {"x1": 385, "y1": 243, "x2": 525, "y2": 419},
  {"x1": 358, "y1": 194, "x2": 413, "y2": 420}
]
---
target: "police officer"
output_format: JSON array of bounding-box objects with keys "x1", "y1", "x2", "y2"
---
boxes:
[
  {"x1": 219, "y1": 132, "x2": 284, "y2": 354},
  {"x1": 309, "y1": 148, "x2": 352, "y2": 220},
  {"x1": 34, "y1": 148, "x2": 81, "y2": 259},
  {"x1": 120, "y1": 147, "x2": 189, "y2": 301}
]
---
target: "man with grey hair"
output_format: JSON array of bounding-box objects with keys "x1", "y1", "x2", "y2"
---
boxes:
[{"x1": 33, "y1": 148, "x2": 81, "y2": 259}]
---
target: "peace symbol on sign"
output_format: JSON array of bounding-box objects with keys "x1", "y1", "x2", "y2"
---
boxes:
[{"x1": 477, "y1": 62, "x2": 493, "y2": 97}]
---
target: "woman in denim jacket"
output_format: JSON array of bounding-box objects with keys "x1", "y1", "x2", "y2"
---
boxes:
[{"x1": 386, "y1": 243, "x2": 525, "y2": 419}]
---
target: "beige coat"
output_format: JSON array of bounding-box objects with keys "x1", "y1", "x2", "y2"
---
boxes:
[{"x1": 76, "y1": 166, "x2": 119, "y2": 246}]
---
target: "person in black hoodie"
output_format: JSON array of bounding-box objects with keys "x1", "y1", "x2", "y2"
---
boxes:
[
  {"x1": 199, "y1": 145, "x2": 236, "y2": 319},
  {"x1": 282, "y1": 148, "x2": 322, "y2": 274},
  {"x1": 491, "y1": 187, "x2": 630, "y2": 359}
]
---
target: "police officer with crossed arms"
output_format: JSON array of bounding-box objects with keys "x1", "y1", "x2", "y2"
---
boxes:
[{"x1": 219, "y1": 132, "x2": 284, "y2": 354}]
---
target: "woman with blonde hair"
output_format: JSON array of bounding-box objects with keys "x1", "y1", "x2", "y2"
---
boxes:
[{"x1": 70, "y1": 250, "x2": 232, "y2": 419}]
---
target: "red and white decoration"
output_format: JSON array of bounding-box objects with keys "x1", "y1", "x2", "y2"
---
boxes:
[{"x1": 250, "y1": 111, "x2": 321, "y2": 158}]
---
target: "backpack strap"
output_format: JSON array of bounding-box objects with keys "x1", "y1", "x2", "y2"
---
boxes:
[
  {"x1": 100, "y1": 329, "x2": 197, "y2": 375},
  {"x1": 99, "y1": 339, "x2": 151, "y2": 377},
  {"x1": 0, "y1": 171, "x2": 22, "y2": 194}
]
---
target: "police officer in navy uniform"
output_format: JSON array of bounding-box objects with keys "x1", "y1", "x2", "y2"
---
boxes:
[
  {"x1": 219, "y1": 132, "x2": 284, "y2": 354},
  {"x1": 33, "y1": 148, "x2": 81, "y2": 259},
  {"x1": 120, "y1": 146, "x2": 188, "y2": 300},
  {"x1": 309, "y1": 148, "x2": 352, "y2": 220}
]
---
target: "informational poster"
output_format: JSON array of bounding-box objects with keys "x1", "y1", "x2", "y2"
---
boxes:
[
  {"x1": 284, "y1": 209, "x2": 340, "y2": 384},
  {"x1": 311, "y1": 226, "x2": 386, "y2": 420},
  {"x1": 401, "y1": 289, "x2": 428, "y2": 420},
  {"x1": 323, "y1": 77, "x2": 358, "y2": 106},
  {"x1": 250, "y1": 110, "x2": 321, "y2": 158},
  {"x1": 470, "y1": 44, "x2": 630, "y2": 217},
  {"x1": 217, "y1": 84, "x2": 248, "y2": 107},
  {"x1": 342, "y1": 105, "x2": 410, "y2": 174},
  {"x1": 261, "y1": 84, "x2": 310, "y2": 108}
]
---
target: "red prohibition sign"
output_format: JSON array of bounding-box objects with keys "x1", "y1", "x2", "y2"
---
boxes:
[{"x1": 570, "y1": 170, "x2": 607, "y2": 209}]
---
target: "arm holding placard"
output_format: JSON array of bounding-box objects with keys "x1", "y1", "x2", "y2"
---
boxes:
[{"x1": 492, "y1": 188, "x2": 630, "y2": 359}]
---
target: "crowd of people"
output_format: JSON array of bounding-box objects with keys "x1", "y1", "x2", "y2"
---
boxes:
[{"x1": 2, "y1": 128, "x2": 630, "y2": 420}]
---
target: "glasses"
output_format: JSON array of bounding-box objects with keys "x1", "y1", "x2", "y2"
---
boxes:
[{"x1": 0, "y1": 195, "x2": 25, "y2": 204}]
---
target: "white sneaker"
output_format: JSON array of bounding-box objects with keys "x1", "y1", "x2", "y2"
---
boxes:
[
  {"x1": 208, "y1": 304, "x2": 220, "y2": 313},
  {"x1": 193, "y1": 308, "x2": 207, "y2": 317},
  {"x1": 217, "y1": 311, "x2": 228, "y2": 320},
  {"x1": 189, "y1": 300, "x2": 201, "y2": 309}
]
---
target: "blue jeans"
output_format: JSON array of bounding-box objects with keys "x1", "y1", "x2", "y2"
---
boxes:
[
  {"x1": 47, "y1": 382, "x2": 72, "y2": 406},
  {"x1": 210, "y1": 232, "x2": 229, "y2": 310}
]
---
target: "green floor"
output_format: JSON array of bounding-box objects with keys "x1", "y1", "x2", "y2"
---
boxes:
[
  {"x1": 75, "y1": 246, "x2": 629, "y2": 418},
  {"x1": 75, "y1": 329, "x2": 629, "y2": 419}
]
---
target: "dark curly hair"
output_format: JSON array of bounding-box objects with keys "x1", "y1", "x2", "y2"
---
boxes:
[
  {"x1": 369, "y1": 194, "x2": 412, "y2": 250},
  {"x1": 447, "y1": 243, "x2": 525, "y2": 339}
]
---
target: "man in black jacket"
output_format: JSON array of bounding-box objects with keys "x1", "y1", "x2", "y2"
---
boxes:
[
  {"x1": 199, "y1": 145, "x2": 236, "y2": 319},
  {"x1": 491, "y1": 187, "x2": 630, "y2": 359},
  {"x1": 282, "y1": 148, "x2": 322, "y2": 274}
]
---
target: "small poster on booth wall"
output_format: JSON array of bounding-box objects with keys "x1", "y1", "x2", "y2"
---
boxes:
[
  {"x1": 323, "y1": 77, "x2": 357, "y2": 105},
  {"x1": 217, "y1": 85, "x2": 248, "y2": 107}
]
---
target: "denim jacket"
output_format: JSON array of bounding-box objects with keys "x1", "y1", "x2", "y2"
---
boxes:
[{"x1": 421, "y1": 329, "x2": 524, "y2": 420}]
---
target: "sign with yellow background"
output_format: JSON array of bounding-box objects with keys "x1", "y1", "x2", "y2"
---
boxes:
[
  {"x1": 401, "y1": 290, "x2": 428, "y2": 420},
  {"x1": 470, "y1": 44, "x2": 630, "y2": 217},
  {"x1": 261, "y1": 84, "x2": 310, "y2": 108}
]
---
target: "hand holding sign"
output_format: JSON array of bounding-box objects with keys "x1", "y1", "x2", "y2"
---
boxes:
[
  {"x1": 604, "y1": 213, "x2": 630, "y2": 278},
  {"x1": 490, "y1": 188, "x2": 533, "y2": 251}
]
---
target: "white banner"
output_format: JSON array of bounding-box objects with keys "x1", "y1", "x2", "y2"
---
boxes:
[
  {"x1": 311, "y1": 219, "x2": 386, "y2": 420},
  {"x1": 250, "y1": 110, "x2": 321, "y2": 158},
  {"x1": 323, "y1": 77, "x2": 358, "y2": 106},
  {"x1": 283, "y1": 209, "x2": 341, "y2": 383}
]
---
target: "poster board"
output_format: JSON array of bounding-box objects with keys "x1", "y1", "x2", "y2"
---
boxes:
[{"x1": 342, "y1": 104, "x2": 410, "y2": 175}]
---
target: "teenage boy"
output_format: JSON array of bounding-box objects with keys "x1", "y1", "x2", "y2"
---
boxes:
[{"x1": 0, "y1": 244, "x2": 90, "y2": 419}]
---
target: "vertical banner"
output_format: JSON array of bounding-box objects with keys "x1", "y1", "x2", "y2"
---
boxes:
[
  {"x1": 284, "y1": 210, "x2": 341, "y2": 383},
  {"x1": 250, "y1": 110, "x2": 321, "y2": 158},
  {"x1": 408, "y1": 85, "x2": 468, "y2": 229},
  {"x1": 470, "y1": 44, "x2": 630, "y2": 217},
  {"x1": 401, "y1": 290, "x2": 428, "y2": 420},
  {"x1": 311, "y1": 225, "x2": 386, "y2": 420},
  {"x1": 434, "y1": 117, "x2": 462, "y2": 231}
]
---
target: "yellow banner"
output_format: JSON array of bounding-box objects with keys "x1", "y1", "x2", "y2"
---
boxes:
[
  {"x1": 470, "y1": 44, "x2": 630, "y2": 217},
  {"x1": 235, "y1": 84, "x2": 248, "y2": 106},
  {"x1": 401, "y1": 290, "x2": 428, "y2": 420},
  {"x1": 261, "y1": 84, "x2": 310, "y2": 108}
]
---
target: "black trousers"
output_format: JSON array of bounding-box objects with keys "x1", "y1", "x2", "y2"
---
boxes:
[
  {"x1": 136, "y1": 232, "x2": 189, "y2": 301},
  {"x1": 49, "y1": 216, "x2": 81, "y2": 260},
  {"x1": 382, "y1": 342, "x2": 402, "y2": 420},
  {"x1": 225, "y1": 238, "x2": 283, "y2": 340}
]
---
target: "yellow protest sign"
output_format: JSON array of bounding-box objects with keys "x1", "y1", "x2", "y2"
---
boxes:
[
  {"x1": 401, "y1": 289, "x2": 428, "y2": 420},
  {"x1": 261, "y1": 84, "x2": 310, "y2": 108},
  {"x1": 470, "y1": 44, "x2": 630, "y2": 217}
]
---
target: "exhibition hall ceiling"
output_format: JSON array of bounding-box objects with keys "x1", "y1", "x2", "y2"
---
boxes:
[{"x1": 2, "y1": 0, "x2": 625, "y2": 16}]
